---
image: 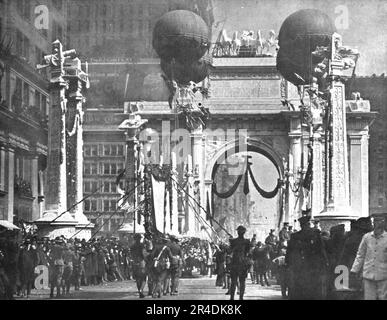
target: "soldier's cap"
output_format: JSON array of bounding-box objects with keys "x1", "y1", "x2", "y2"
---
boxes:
[
  {"x1": 236, "y1": 225, "x2": 246, "y2": 232},
  {"x1": 311, "y1": 219, "x2": 320, "y2": 224},
  {"x1": 301, "y1": 209, "x2": 311, "y2": 216},
  {"x1": 169, "y1": 234, "x2": 179, "y2": 242},
  {"x1": 133, "y1": 233, "x2": 142, "y2": 239},
  {"x1": 270, "y1": 229, "x2": 275, "y2": 232},
  {"x1": 298, "y1": 215, "x2": 311, "y2": 226},
  {"x1": 283, "y1": 222, "x2": 289, "y2": 226}
]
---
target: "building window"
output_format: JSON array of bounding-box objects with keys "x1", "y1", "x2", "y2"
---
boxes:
[
  {"x1": 84, "y1": 163, "x2": 98, "y2": 175},
  {"x1": 84, "y1": 199, "x2": 98, "y2": 212},
  {"x1": 84, "y1": 181, "x2": 98, "y2": 193}
]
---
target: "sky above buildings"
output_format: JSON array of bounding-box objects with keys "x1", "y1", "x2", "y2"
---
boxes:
[{"x1": 211, "y1": 0, "x2": 387, "y2": 76}]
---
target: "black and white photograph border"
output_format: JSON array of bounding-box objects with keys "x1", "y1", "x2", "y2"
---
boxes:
[{"x1": 0, "y1": 0, "x2": 386, "y2": 304}]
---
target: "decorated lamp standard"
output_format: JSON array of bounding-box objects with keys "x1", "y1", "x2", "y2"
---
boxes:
[
  {"x1": 152, "y1": 10, "x2": 212, "y2": 236},
  {"x1": 118, "y1": 104, "x2": 147, "y2": 234},
  {"x1": 277, "y1": 9, "x2": 360, "y2": 230}
]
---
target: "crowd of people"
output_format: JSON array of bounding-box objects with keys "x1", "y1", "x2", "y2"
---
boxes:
[
  {"x1": 0, "y1": 234, "x2": 138, "y2": 299},
  {"x1": 1, "y1": 212, "x2": 386, "y2": 300},
  {"x1": 212, "y1": 213, "x2": 387, "y2": 300}
]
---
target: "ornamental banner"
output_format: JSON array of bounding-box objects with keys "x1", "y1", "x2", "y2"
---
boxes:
[{"x1": 151, "y1": 176, "x2": 166, "y2": 233}]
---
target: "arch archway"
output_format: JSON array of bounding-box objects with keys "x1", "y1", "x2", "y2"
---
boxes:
[{"x1": 204, "y1": 138, "x2": 285, "y2": 240}]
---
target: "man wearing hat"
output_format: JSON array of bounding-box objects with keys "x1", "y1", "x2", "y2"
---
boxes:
[
  {"x1": 168, "y1": 235, "x2": 183, "y2": 296},
  {"x1": 130, "y1": 234, "x2": 148, "y2": 298},
  {"x1": 285, "y1": 215, "x2": 328, "y2": 300},
  {"x1": 265, "y1": 229, "x2": 278, "y2": 247},
  {"x1": 279, "y1": 223, "x2": 291, "y2": 246},
  {"x1": 351, "y1": 214, "x2": 387, "y2": 300},
  {"x1": 49, "y1": 237, "x2": 65, "y2": 298},
  {"x1": 150, "y1": 236, "x2": 173, "y2": 298},
  {"x1": 229, "y1": 225, "x2": 251, "y2": 300}
]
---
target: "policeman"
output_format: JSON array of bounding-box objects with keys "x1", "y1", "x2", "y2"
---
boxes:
[
  {"x1": 49, "y1": 237, "x2": 65, "y2": 298},
  {"x1": 168, "y1": 235, "x2": 183, "y2": 296},
  {"x1": 130, "y1": 234, "x2": 148, "y2": 298},
  {"x1": 285, "y1": 215, "x2": 328, "y2": 300},
  {"x1": 229, "y1": 225, "x2": 251, "y2": 300}
]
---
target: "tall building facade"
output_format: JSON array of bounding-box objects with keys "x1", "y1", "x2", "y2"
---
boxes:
[{"x1": 0, "y1": 0, "x2": 68, "y2": 223}]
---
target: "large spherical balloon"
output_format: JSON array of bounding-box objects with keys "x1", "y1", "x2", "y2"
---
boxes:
[
  {"x1": 161, "y1": 54, "x2": 212, "y2": 85},
  {"x1": 277, "y1": 9, "x2": 335, "y2": 86},
  {"x1": 153, "y1": 10, "x2": 210, "y2": 64}
]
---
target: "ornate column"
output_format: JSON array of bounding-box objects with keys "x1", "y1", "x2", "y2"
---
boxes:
[
  {"x1": 0, "y1": 144, "x2": 5, "y2": 191},
  {"x1": 311, "y1": 129, "x2": 324, "y2": 216},
  {"x1": 348, "y1": 131, "x2": 369, "y2": 217},
  {"x1": 6, "y1": 146, "x2": 14, "y2": 223},
  {"x1": 35, "y1": 41, "x2": 77, "y2": 238},
  {"x1": 65, "y1": 58, "x2": 92, "y2": 238},
  {"x1": 191, "y1": 125, "x2": 205, "y2": 234},
  {"x1": 287, "y1": 116, "x2": 302, "y2": 224},
  {"x1": 185, "y1": 154, "x2": 196, "y2": 236},
  {"x1": 315, "y1": 34, "x2": 355, "y2": 229},
  {"x1": 171, "y1": 151, "x2": 179, "y2": 235},
  {"x1": 31, "y1": 153, "x2": 40, "y2": 221}
]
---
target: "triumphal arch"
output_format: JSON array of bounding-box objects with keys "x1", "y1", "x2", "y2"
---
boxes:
[{"x1": 136, "y1": 54, "x2": 373, "y2": 241}]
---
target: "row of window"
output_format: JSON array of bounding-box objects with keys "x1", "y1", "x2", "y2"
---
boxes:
[
  {"x1": 84, "y1": 162, "x2": 124, "y2": 175},
  {"x1": 10, "y1": 74, "x2": 48, "y2": 116},
  {"x1": 75, "y1": 3, "x2": 152, "y2": 18},
  {"x1": 84, "y1": 144, "x2": 124, "y2": 157},
  {"x1": 84, "y1": 181, "x2": 124, "y2": 194},
  {"x1": 84, "y1": 199, "x2": 121, "y2": 212},
  {"x1": 89, "y1": 218, "x2": 124, "y2": 233},
  {"x1": 70, "y1": 18, "x2": 152, "y2": 36}
]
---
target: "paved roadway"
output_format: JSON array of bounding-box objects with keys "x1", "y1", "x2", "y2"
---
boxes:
[{"x1": 20, "y1": 275, "x2": 283, "y2": 300}]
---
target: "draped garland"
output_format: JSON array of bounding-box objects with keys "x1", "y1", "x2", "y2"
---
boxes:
[{"x1": 213, "y1": 155, "x2": 282, "y2": 199}]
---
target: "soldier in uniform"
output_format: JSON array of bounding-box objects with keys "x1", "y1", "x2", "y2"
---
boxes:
[
  {"x1": 130, "y1": 234, "x2": 148, "y2": 298},
  {"x1": 72, "y1": 243, "x2": 82, "y2": 291},
  {"x1": 49, "y1": 237, "x2": 65, "y2": 298},
  {"x1": 229, "y1": 225, "x2": 251, "y2": 300},
  {"x1": 62, "y1": 243, "x2": 75, "y2": 295},
  {"x1": 168, "y1": 235, "x2": 183, "y2": 296},
  {"x1": 285, "y1": 215, "x2": 328, "y2": 300},
  {"x1": 279, "y1": 223, "x2": 291, "y2": 247},
  {"x1": 150, "y1": 236, "x2": 173, "y2": 298}
]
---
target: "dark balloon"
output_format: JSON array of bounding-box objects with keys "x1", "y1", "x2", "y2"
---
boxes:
[
  {"x1": 161, "y1": 54, "x2": 212, "y2": 85},
  {"x1": 277, "y1": 9, "x2": 336, "y2": 86},
  {"x1": 152, "y1": 10, "x2": 210, "y2": 64}
]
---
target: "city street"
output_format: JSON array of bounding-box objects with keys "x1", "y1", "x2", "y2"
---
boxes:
[{"x1": 19, "y1": 275, "x2": 283, "y2": 300}]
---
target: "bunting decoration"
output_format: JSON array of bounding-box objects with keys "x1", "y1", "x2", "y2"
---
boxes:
[{"x1": 213, "y1": 155, "x2": 282, "y2": 199}]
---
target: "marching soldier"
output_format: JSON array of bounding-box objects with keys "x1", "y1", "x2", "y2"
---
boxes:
[
  {"x1": 168, "y1": 235, "x2": 183, "y2": 296},
  {"x1": 49, "y1": 237, "x2": 65, "y2": 298},
  {"x1": 72, "y1": 243, "x2": 82, "y2": 291},
  {"x1": 130, "y1": 234, "x2": 148, "y2": 298},
  {"x1": 62, "y1": 243, "x2": 75, "y2": 295},
  {"x1": 150, "y1": 236, "x2": 173, "y2": 298},
  {"x1": 285, "y1": 215, "x2": 328, "y2": 300},
  {"x1": 229, "y1": 225, "x2": 251, "y2": 300}
]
